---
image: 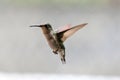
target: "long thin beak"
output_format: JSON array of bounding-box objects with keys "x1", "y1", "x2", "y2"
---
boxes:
[
  {"x1": 30, "y1": 25, "x2": 40, "y2": 27},
  {"x1": 82, "y1": 23, "x2": 88, "y2": 26}
]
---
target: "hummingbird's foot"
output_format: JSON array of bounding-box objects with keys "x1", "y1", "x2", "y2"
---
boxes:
[
  {"x1": 52, "y1": 50, "x2": 58, "y2": 54},
  {"x1": 52, "y1": 49, "x2": 59, "y2": 54}
]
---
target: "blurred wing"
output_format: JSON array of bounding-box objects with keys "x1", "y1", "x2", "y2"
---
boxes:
[
  {"x1": 55, "y1": 24, "x2": 71, "y2": 32},
  {"x1": 57, "y1": 23, "x2": 88, "y2": 42}
]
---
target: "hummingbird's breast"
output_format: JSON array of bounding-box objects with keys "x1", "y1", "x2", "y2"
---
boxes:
[
  {"x1": 40, "y1": 26, "x2": 65, "y2": 52},
  {"x1": 41, "y1": 27, "x2": 59, "y2": 51}
]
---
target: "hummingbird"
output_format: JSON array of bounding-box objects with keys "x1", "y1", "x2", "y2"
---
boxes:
[{"x1": 30, "y1": 23, "x2": 87, "y2": 64}]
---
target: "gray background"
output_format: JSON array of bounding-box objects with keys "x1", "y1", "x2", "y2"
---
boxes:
[{"x1": 0, "y1": 0, "x2": 120, "y2": 75}]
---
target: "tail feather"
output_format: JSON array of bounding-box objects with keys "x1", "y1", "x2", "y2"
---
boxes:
[
  {"x1": 61, "y1": 58, "x2": 66, "y2": 64},
  {"x1": 59, "y1": 49, "x2": 66, "y2": 64}
]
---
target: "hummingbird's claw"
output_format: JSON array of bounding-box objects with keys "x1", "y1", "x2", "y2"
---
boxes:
[{"x1": 53, "y1": 51, "x2": 58, "y2": 54}]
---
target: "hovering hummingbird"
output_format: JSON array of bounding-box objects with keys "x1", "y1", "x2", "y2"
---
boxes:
[{"x1": 30, "y1": 23, "x2": 87, "y2": 64}]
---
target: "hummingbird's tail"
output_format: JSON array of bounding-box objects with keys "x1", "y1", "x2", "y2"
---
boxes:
[
  {"x1": 59, "y1": 49, "x2": 66, "y2": 64},
  {"x1": 61, "y1": 57, "x2": 66, "y2": 64}
]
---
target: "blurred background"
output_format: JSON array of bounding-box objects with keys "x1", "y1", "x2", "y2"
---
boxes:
[{"x1": 0, "y1": 0, "x2": 120, "y2": 77}]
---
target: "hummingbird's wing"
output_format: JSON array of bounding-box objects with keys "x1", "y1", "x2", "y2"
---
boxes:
[
  {"x1": 56, "y1": 23, "x2": 88, "y2": 42},
  {"x1": 55, "y1": 24, "x2": 71, "y2": 32}
]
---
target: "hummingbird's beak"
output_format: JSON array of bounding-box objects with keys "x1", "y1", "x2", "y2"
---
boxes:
[
  {"x1": 83, "y1": 23, "x2": 88, "y2": 26},
  {"x1": 30, "y1": 25, "x2": 40, "y2": 27}
]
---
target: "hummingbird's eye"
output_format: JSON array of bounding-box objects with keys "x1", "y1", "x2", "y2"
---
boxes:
[{"x1": 45, "y1": 25, "x2": 48, "y2": 27}]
